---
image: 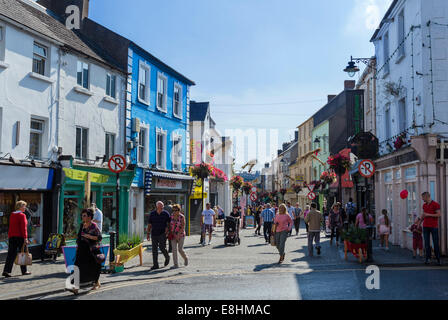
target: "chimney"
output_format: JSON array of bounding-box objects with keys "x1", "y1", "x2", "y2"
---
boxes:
[
  {"x1": 277, "y1": 149, "x2": 282, "y2": 156},
  {"x1": 37, "y1": 0, "x2": 90, "y2": 22},
  {"x1": 295, "y1": 130, "x2": 299, "y2": 142},
  {"x1": 282, "y1": 143, "x2": 289, "y2": 151},
  {"x1": 344, "y1": 80, "x2": 356, "y2": 90},
  {"x1": 327, "y1": 95, "x2": 337, "y2": 103}
]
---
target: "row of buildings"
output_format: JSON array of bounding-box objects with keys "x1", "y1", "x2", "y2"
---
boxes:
[
  {"x1": 262, "y1": 0, "x2": 448, "y2": 255},
  {"x1": 0, "y1": 0, "x2": 232, "y2": 259}
]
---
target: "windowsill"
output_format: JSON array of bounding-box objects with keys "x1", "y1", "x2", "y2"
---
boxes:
[
  {"x1": 138, "y1": 97, "x2": 150, "y2": 106},
  {"x1": 173, "y1": 113, "x2": 183, "y2": 120},
  {"x1": 395, "y1": 53, "x2": 405, "y2": 64},
  {"x1": 0, "y1": 61, "x2": 9, "y2": 69},
  {"x1": 103, "y1": 96, "x2": 119, "y2": 105},
  {"x1": 156, "y1": 106, "x2": 168, "y2": 113},
  {"x1": 29, "y1": 72, "x2": 54, "y2": 83},
  {"x1": 74, "y1": 85, "x2": 94, "y2": 96}
]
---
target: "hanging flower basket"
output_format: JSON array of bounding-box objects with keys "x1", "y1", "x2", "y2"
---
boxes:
[
  {"x1": 394, "y1": 133, "x2": 407, "y2": 150},
  {"x1": 242, "y1": 181, "x2": 253, "y2": 195},
  {"x1": 280, "y1": 188, "x2": 287, "y2": 196},
  {"x1": 230, "y1": 176, "x2": 244, "y2": 191},
  {"x1": 270, "y1": 190, "x2": 278, "y2": 198},
  {"x1": 320, "y1": 171, "x2": 337, "y2": 185},
  {"x1": 191, "y1": 162, "x2": 212, "y2": 180},
  {"x1": 210, "y1": 166, "x2": 228, "y2": 182},
  {"x1": 327, "y1": 154, "x2": 352, "y2": 176}
]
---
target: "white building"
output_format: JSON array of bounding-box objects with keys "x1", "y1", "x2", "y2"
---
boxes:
[{"x1": 371, "y1": 0, "x2": 448, "y2": 253}]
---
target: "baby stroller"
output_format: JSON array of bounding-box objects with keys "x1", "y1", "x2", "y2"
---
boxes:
[
  {"x1": 42, "y1": 233, "x2": 66, "y2": 261},
  {"x1": 224, "y1": 216, "x2": 241, "y2": 246}
]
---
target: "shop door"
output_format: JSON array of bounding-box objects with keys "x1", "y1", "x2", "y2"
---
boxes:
[{"x1": 189, "y1": 198, "x2": 203, "y2": 235}]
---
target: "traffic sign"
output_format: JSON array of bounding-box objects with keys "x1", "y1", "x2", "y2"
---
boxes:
[
  {"x1": 251, "y1": 186, "x2": 257, "y2": 193},
  {"x1": 250, "y1": 193, "x2": 257, "y2": 202},
  {"x1": 359, "y1": 159, "x2": 375, "y2": 178},
  {"x1": 108, "y1": 154, "x2": 126, "y2": 173},
  {"x1": 307, "y1": 192, "x2": 316, "y2": 201}
]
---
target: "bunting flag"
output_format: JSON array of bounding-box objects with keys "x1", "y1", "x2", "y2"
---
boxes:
[{"x1": 63, "y1": 168, "x2": 109, "y2": 183}]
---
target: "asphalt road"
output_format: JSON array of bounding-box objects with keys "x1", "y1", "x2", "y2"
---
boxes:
[{"x1": 36, "y1": 223, "x2": 448, "y2": 301}]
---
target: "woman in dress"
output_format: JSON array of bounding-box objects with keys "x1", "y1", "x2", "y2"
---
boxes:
[
  {"x1": 70, "y1": 208, "x2": 102, "y2": 293},
  {"x1": 273, "y1": 204, "x2": 293, "y2": 264},
  {"x1": 377, "y1": 209, "x2": 392, "y2": 251},
  {"x1": 168, "y1": 204, "x2": 188, "y2": 269}
]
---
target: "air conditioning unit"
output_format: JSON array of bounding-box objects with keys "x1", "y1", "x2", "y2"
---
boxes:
[{"x1": 132, "y1": 118, "x2": 141, "y2": 133}]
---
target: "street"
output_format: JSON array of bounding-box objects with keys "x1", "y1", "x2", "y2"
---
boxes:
[{"x1": 33, "y1": 223, "x2": 448, "y2": 300}]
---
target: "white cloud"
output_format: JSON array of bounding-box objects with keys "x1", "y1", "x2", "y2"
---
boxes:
[{"x1": 344, "y1": 0, "x2": 393, "y2": 35}]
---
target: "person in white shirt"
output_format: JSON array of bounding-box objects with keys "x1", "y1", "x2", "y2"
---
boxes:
[
  {"x1": 201, "y1": 203, "x2": 216, "y2": 246},
  {"x1": 91, "y1": 203, "x2": 103, "y2": 233},
  {"x1": 286, "y1": 202, "x2": 295, "y2": 236}
]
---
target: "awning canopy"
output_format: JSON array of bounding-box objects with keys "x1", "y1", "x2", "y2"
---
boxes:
[
  {"x1": 150, "y1": 171, "x2": 194, "y2": 181},
  {"x1": 0, "y1": 165, "x2": 54, "y2": 190}
]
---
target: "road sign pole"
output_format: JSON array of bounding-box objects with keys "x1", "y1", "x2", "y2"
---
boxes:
[{"x1": 116, "y1": 172, "x2": 120, "y2": 248}]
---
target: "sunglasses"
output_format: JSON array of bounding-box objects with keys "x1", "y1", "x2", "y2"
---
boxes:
[{"x1": 82, "y1": 215, "x2": 88, "y2": 218}]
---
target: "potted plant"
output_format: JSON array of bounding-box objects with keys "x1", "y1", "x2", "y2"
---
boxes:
[
  {"x1": 113, "y1": 234, "x2": 146, "y2": 267},
  {"x1": 394, "y1": 133, "x2": 407, "y2": 150},
  {"x1": 327, "y1": 154, "x2": 352, "y2": 176},
  {"x1": 341, "y1": 226, "x2": 368, "y2": 263},
  {"x1": 242, "y1": 181, "x2": 253, "y2": 195},
  {"x1": 320, "y1": 171, "x2": 337, "y2": 186},
  {"x1": 231, "y1": 175, "x2": 244, "y2": 206}
]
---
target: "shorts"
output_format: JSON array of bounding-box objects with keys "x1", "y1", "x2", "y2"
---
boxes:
[
  {"x1": 413, "y1": 237, "x2": 423, "y2": 250},
  {"x1": 379, "y1": 225, "x2": 390, "y2": 235},
  {"x1": 202, "y1": 224, "x2": 214, "y2": 234}
]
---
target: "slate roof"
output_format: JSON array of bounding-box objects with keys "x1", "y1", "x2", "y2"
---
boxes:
[
  {"x1": 190, "y1": 101, "x2": 210, "y2": 121},
  {"x1": 0, "y1": 0, "x2": 122, "y2": 72}
]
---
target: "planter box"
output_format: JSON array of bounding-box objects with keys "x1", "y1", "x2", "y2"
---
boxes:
[
  {"x1": 344, "y1": 240, "x2": 367, "y2": 263},
  {"x1": 113, "y1": 243, "x2": 146, "y2": 265}
]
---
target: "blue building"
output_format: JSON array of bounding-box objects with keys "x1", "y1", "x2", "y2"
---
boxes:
[{"x1": 72, "y1": 8, "x2": 196, "y2": 237}]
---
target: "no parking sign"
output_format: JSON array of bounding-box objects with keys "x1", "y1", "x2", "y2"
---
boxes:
[{"x1": 359, "y1": 160, "x2": 375, "y2": 178}]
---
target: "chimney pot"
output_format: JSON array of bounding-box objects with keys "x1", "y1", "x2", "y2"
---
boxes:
[{"x1": 344, "y1": 80, "x2": 356, "y2": 90}]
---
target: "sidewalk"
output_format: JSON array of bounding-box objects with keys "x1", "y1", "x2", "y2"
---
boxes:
[{"x1": 0, "y1": 226, "x2": 444, "y2": 300}]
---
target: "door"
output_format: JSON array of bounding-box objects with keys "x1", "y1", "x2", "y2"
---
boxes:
[{"x1": 189, "y1": 198, "x2": 203, "y2": 235}]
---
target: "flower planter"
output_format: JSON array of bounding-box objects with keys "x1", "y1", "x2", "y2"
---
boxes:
[
  {"x1": 113, "y1": 243, "x2": 146, "y2": 266},
  {"x1": 344, "y1": 240, "x2": 367, "y2": 263}
]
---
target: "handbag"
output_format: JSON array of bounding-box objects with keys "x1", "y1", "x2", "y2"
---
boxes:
[
  {"x1": 270, "y1": 224, "x2": 277, "y2": 246},
  {"x1": 15, "y1": 243, "x2": 32, "y2": 266}
]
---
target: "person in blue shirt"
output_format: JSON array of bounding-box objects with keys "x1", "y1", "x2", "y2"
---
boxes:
[{"x1": 260, "y1": 203, "x2": 275, "y2": 244}]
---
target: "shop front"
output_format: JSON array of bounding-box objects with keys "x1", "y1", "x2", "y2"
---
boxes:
[
  {"x1": 59, "y1": 164, "x2": 135, "y2": 246},
  {"x1": 0, "y1": 163, "x2": 60, "y2": 261}
]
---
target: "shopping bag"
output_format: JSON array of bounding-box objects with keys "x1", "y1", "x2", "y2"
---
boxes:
[
  {"x1": 15, "y1": 244, "x2": 32, "y2": 266},
  {"x1": 270, "y1": 234, "x2": 276, "y2": 246}
]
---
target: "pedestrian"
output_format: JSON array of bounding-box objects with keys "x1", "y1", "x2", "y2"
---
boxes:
[
  {"x1": 286, "y1": 202, "x2": 295, "y2": 236},
  {"x1": 2, "y1": 201, "x2": 31, "y2": 278},
  {"x1": 355, "y1": 208, "x2": 373, "y2": 230},
  {"x1": 305, "y1": 203, "x2": 323, "y2": 256},
  {"x1": 293, "y1": 203, "x2": 302, "y2": 236},
  {"x1": 261, "y1": 203, "x2": 275, "y2": 244},
  {"x1": 345, "y1": 198, "x2": 357, "y2": 225},
  {"x1": 166, "y1": 201, "x2": 173, "y2": 253},
  {"x1": 273, "y1": 204, "x2": 293, "y2": 264},
  {"x1": 168, "y1": 204, "x2": 188, "y2": 269},
  {"x1": 410, "y1": 217, "x2": 424, "y2": 259},
  {"x1": 147, "y1": 201, "x2": 170, "y2": 271},
  {"x1": 421, "y1": 192, "x2": 442, "y2": 265},
  {"x1": 230, "y1": 206, "x2": 241, "y2": 219},
  {"x1": 303, "y1": 205, "x2": 310, "y2": 233},
  {"x1": 337, "y1": 202, "x2": 347, "y2": 224},
  {"x1": 69, "y1": 208, "x2": 102, "y2": 293},
  {"x1": 201, "y1": 203, "x2": 216, "y2": 246},
  {"x1": 91, "y1": 203, "x2": 103, "y2": 234},
  {"x1": 377, "y1": 209, "x2": 391, "y2": 250},
  {"x1": 329, "y1": 203, "x2": 343, "y2": 247},
  {"x1": 217, "y1": 206, "x2": 225, "y2": 226},
  {"x1": 254, "y1": 205, "x2": 262, "y2": 235}
]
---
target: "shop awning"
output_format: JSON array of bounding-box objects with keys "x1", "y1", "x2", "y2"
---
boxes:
[
  {"x1": 349, "y1": 160, "x2": 363, "y2": 175},
  {"x1": 150, "y1": 171, "x2": 194, "y2": 181},
  {"x1": 0, "y1": 165, "x2": 54, "y2": 190}
]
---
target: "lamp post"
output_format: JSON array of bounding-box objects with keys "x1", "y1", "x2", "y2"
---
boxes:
[{"x1": 343, "y1": 56, "x2": 376, "y2": 77}]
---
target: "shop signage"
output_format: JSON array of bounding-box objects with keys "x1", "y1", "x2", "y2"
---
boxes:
[
  {"x1": 307, "y1": 192, "x2": 317, "y2": 201},
  {"x1": 155, "y1": 179, "x2": 182, "y2": 190},
  {"x1": 144, "y1": 171, "x2": 153, "y2": 196},
  {"x1": 63, "y1": 168, "x2": 109, "y2": 183},
  {"x1": 250, "y1": 193, "x2": 257, "y2": 202}
]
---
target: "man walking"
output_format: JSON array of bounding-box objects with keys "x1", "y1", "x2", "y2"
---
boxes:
[
  {"x1": 305, "y1": 203, "x2": 323, "y2": 256},
  {"x1": 147, "y1": 201, "x2": 170, "y2": 271},
  {"x1": 421, "y1": 192, "x2": 442, "y2": 265},
  {"x1": 294, "y1": 203, "x2": 302, "y2": 236},
  {"x1": 201, "y1": 203, "x2": 216, "y2": 246},
  {"x1": 345, "y1": 198, "x2": 357, "y2": 225},
  {"x1": 91, "y1": 203, "x2": 103, "y2": 233},
  {"x1": 261, "y1": 204, "x2": 275, "y2": 243}
]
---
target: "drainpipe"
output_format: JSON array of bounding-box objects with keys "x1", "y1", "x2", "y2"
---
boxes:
[
  {"x1": 55, "y1": 48, "x2": 62, "y2": 233},
  {"x1": 440, "y1": 139, "x2": 446, "y2": 255}
]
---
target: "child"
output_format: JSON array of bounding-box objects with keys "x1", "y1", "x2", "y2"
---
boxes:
[{"x1": 410, "y1": 217, "x2": 424, "y2": 259}]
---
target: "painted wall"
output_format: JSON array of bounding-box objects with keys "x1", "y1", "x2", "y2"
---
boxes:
[{"x1": 312, "y1": 120, "x2": 330, "y2": 181}]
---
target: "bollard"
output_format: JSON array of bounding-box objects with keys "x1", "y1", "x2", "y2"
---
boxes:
[{"x1": 109, "y1": 231, "x2": 116, "y2": 264}]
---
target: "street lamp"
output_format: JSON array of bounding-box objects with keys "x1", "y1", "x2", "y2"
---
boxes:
[{"x1": 343, "y1": 56, "x2": 375, "y2": 77}]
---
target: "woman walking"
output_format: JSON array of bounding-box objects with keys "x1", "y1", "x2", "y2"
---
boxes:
[
  {"x1": 2, "y1": 201, "x2": 31, "y2": 278},
  {"x1": 329, "y1": 203, "x2": 343, "y2": 246},
  {"x1": 168, "y1": 204, "x2": 188, "y2": 269},
  {"x1": 377, "y1": 209, "x2": 392, "y2": 250},
  {"x1": 273, "y1": 204, "x2": 293, "y2": 264},
  {"x1": 255, "y1": 205, "x2": 262, "y2": 235},
  {"x1": 70, "y1": 208, "x2": 102, "y2": 293},
  {"x1": 303, "y1": 205, "x2": 310, "y2": 233},
  {"x1": 355, "y1": 208, "x2": 374, "y2": 229}
]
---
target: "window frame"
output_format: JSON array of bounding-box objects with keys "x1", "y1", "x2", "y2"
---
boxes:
[
  {"x1": 32, "y1": 42, "x2": 48, "y2": 76},
  {"x1": 171, "y1": 133, "x2": 182, "y2": 171},
  {"x1": 29, "y1": 118, "x2": 45, "y2": 160},
  {"x1": 156, "y1": 128, "x2": 167, "y2": 169},
  {"x1": 173, "y1": 82, "x2": 183, "y2": 119},
  {"x1": 138, "y1": 61, "x2": 150, "y2": 105},
  {"x1": 397, "y1": 9, "x2": 405, "y2": 61},
  {"x1": 383, "y1": 32, "x2": 390, "y2": 76},
  {"x1": 156, "y1": 72, "x2": 168, "y2": 113},
  {"x1": 77, "y1": 60, "x2": 90, "y2": 89},
  {"x1": 138, "y1": 127, "x2": 148, "y2": 165},
  {"x1": 105, "y1": 132, "x2": 115, "y2": 161},
  {"x1": 75, "y1": 126, "x2": 88, "y2": 160},
  {"x1": 106, "y1": 73, "x2": 117, "y2": 99},
  {"x1": 0, "y1": 25, "x2": 5, "y2": 61},
  {"x1": 398, "y1": 98, "x2": 407, "y2": 133}
]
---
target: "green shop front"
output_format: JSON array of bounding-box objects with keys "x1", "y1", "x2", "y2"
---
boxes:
[{"x1": 59, "y1": 165, "x2": 135, "y2": 246}]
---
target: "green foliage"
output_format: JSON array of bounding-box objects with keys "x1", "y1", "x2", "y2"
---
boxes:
[
  {"x1": 117, "y1": 234, "x2": 142, "y2": 251},
  {"x1": 340, "y1": 225, "x2": 367, "y2": 244}
]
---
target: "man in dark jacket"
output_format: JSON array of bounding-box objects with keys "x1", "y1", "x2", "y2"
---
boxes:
[{"x1": 147, "y1": 201, "x2": 170, "y2": 271}]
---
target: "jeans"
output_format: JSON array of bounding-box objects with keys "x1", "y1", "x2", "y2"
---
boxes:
[
  {"x1": 275, "y1": 231, "x2": 289, "y2": 256},
  {"x1": 308, "y1": 232, "x2": 321, "y2": 256},
  {"x1": 263, "y1": 222, "x2": 273, "y2": 242},
  {"x1": 151, "y1": 234, "x2": 169, "y2": 267},
  {"x1": 294, "y1": 218, "x2": 301, "y2": 234},
  {"x1": 423, "y1": 227, "x2": 440, "y2": 261},
  {"x1": 3, "y1": 237, "x2": 28, "y2": 274},
  {"x1": 330, "y1": 227, "x2": 340, "y2": 243},
  {"x1": 171, "y1": 237, "x2": 188, "y2": 266}
]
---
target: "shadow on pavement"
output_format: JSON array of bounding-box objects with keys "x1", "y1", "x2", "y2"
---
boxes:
[
  {"x1": 253, "y1": 263, "x2": 294, "y2": 272},
  {"x1": 0, "y1": 272, "x2": 66, "y2": 285}
]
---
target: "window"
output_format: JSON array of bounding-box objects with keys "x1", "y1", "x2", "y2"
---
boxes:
[
  {"x1": 75, "y1": 127, "x2": 88, "y2": 160},
  {"x1": 138, "y1": 62, "x2": 150, "y2": 104},
  {"x1": 172, "y1": 134, "x2": 182, "y2": 171},
  {"x1": 398, "y1": 98, "x2": 407, "y2": 133},
  {"x1": 383, "y1": 32, "x2": 390, "y2": 75},
  {"x1": 385, "y1": 105, "x2": 391, "y2": 139},
  {"x1": 106, "y1": 74, "x2": 116, "y2": 98},
  {"x1": 397, "y1": 10, "x2": 405, "y2": 59},
  {"x1": 157, "y1": 73, "x2": 167, "y2": 112},
  {"x1": 29, "y1": 119, "x2": 44, "y2": 159},
  {"x1": 105, "y1": 133, "x2": 115, "y2": 161},
  {"x1": 0, "y1": 26, "x2": 5, "y2": 61},
  {"x1": 386, "y1": 184, "x2": 394, "y2": 226},
  {"x1": 33, "y1": 42, "x2": 47, "y2": 75},
  {"x1": 406, "y1": 182, "x2": 417, "y2": 227},
  {"x1": 138, "y1": 128, "x2": 147, "y2": 164},
  {"x1": 173, "y1": 83, "x2": 182, "y2": 118},
  {"x1": 77, "y1": 61, "x2": 89, "y2": 89},
  {"x1": 156, "y1": 129, "x2": 167, "y2": 169}
]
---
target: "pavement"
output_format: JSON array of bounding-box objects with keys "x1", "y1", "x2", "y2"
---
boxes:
[{"x1": 0, "y1": 222, "x2": 444, "y2": 300}]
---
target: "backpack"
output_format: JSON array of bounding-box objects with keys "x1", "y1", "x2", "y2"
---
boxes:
[{"x1": 346, "y1": 202, "x2": 356, "y2": 217}]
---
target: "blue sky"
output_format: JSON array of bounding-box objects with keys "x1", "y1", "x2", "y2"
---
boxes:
[{"x1": 88, "y1": 0, "x2": 392, "y2": 169}]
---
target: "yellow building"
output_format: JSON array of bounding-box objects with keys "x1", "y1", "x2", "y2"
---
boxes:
[{"x1": 296, "y1": 118, "x2": 314, "y2": 209}]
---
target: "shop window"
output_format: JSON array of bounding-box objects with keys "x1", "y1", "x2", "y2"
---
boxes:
[
  {"x1": 385, "y1": 184, "x2": 393, "y2": 226},
  {"x1": 102, "y1": 192, "x2": 116, "y2": 234},
  {"x1": 406, "y1": 182, "x2": 417, "y2": 227}
]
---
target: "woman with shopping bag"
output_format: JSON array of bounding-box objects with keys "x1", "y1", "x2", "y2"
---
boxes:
[{"x1": 2, "y1": 201, "x2": 31, "y2": 278}]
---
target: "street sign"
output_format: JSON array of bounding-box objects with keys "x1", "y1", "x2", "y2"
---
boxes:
[
  {"x1": 108, "y1": 155, "x2": 126, "y2": 173},
  {"x1": 251, "y1": 186, "x2": 257, "y2": 193},
  {"x1": 359, "y1": 159, "x2": 375, "y2": 178},
  {"x1": 250, "y1": 193, "x2": 257, "y2": 202},
  {"x1": 307, "y1": 192, "x2": 316, "y2": 201}
]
